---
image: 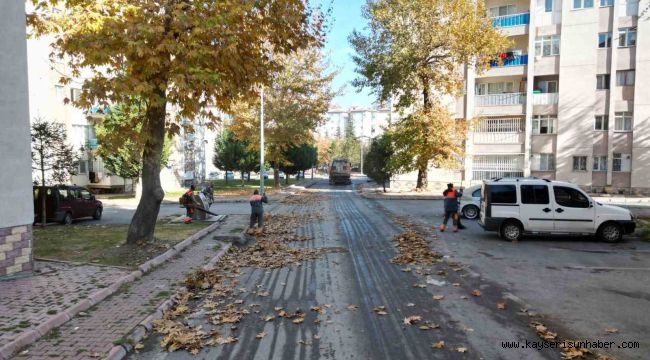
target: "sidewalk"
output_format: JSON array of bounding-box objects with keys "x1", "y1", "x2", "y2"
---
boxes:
[{"x1": 3, "y1": 215, "x2": 248, "y2": 360}]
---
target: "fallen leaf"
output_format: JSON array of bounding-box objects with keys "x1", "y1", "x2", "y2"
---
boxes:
[
  {"x1": 313, "y1": 334, "x2": 320, "y2": 340},
  {"x1": 274, "y1": 307, "x2": 283, "y2": 311},
  {"x1": 406, "y1": 302, "x2": 415, "y2": 307},
  {"x1": 256, "y1": 332, "x2": 266, "y2": 339},
  {"x1": 257, "y1": 291, "x2": 270, "y2": 297},
  {"x1": 471, "y1": 289, "x2": 481, "y2": 297},
  {"x1": 452, "y1": 283, "x2": 460, "y2": 287},
  {"x1": 293, "y1": 318, "x2": 304, "y2": 324},
  {"x1": 347, "y1": 304, "x2": 359, "y2": 311},
  {"x1": 413, "y1": 283, "x2": 427, "y2": 288},
  {"x1": 432, "y1": 341, "x2": 445, "y2": 349},
  {"x1": 605, "y1": 328, "x2": 619, "y2": 334},
  {"x1": 496, "y1": 302, "x2": 507, "y2": 310},
  {"x1": 403, "y1": 316, "x2": 422, "y2": 325},
  {"x1": 401, "y1": 267, "x2": 412, "y2": 272},
  {"x1": 456, "y1": 347, "x2": 467, "y2": 353},
  {"x1": 432, "y1": 295, "x2": 444, "y2": 300},
  {"x1": 460, "y1": 296, "x2": 468, "y2": 300},
  {"x1": 262, "y1": 315, "x2": 275, "y2": 322},
  {"x1": 299, "y1": 340, "x2": 312, "y2": 346}
]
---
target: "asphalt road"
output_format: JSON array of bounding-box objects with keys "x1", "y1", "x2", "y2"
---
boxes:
[
  {"x1": 377, "y1": 197, "x2": 650, "y2": 359},
  {"x1": 129, "y1": 178, "x2": 563, "y2": 360}
]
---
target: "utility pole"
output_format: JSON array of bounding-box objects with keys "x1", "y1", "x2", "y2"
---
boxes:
[{"x1": 260, "y1": 85, "x2": 265, "y2": 194}]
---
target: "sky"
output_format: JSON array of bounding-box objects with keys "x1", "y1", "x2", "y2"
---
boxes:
[{"x1": 318, "y1": 0, "x2": 375, "y2": 108}]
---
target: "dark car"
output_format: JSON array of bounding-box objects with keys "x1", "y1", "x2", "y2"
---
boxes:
[{"x1": 33, "y1": 185, "x2": 103, "y2": 225}]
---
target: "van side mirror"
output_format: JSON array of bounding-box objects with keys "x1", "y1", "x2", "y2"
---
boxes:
[{"x1": 589, "y1": 201, "x2": 593, "y2": 208}]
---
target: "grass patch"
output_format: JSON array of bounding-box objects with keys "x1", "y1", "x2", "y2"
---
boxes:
[
  {"x1": 46, "y1": 309, "x2": 57, "y2": 315},
  {"x1": 155, "y1": 290, "x2": 171, "y2": 298},
  {"x1": 17, "y1": 321, "x2": 31, "y2": 328},
  {"x1": 33, "y1": 222, "x2": 211, "y2": 268},
  {"x1": 44, "y1": 328, "x2": 61, "y2": 340},
  {"x1": 164, "y1": 178, "x2": 302, "y2": 199},
  {"x1": 638, "y1": 218, "x2": 650, "y2": 241},
  {"x1": 112, "y1": 337, "x2": 131, "y2": 346}
]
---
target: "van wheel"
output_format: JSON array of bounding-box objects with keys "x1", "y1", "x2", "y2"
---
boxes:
[
  {"x1": 598, "y1": 222, "x2": 623, "y2": 243},
  {"x1": 61, "y1": 213, "x2": 73, "y2": 225},
  {"x1": 500, "y1": 221, "x2": 522, "y2": 242},
  {"x1": 462, "y1": 205, "x2": 479, "y2": 220},
  {"x1": 93, "y1": 208, "x2": 102, "y2": 220}
]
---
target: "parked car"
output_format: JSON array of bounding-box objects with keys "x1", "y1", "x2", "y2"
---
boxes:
[
  {"x1": 224, "y1": 171, "x2": 235, "y2": 180},
  {"x1": 459, "y1": 184, "x2": 482, "y2": 220},
  {"x1": 33, "y1": 185, "x2": 103, "y2": 225},
  {"x1": 207, "y1": 171, "x2": 223, "y2": 180},
  {"x1": 277, "y1": 171, "x2": 285, "y2": 179},
  {"x1": 479, "y1": 178, "x2": 635, "y2": 242}
]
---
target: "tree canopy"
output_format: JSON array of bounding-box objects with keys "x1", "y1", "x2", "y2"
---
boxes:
[
  {"x1": 29, "y1": 0, "x2": 324, "y2": 243},
  {"x1": 212, "y1": 129, "x2": 258, "y2": 185},
  {"x1": 364, "y1": 133, "x2": 394, "y2": 192},
  {"x1": 351, "y1": 0, "x2": 508, "y2": 189},
  {"x1": 229, "y1": 47, "x2": 335, "y2": 187}
]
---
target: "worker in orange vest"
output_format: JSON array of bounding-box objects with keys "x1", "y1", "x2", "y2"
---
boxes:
[
  {"x1": 181, "y1": 185, "x2": 196, "y2": 224},
  {"x1": 440, "y1": 183, "x2": 461, "y2": 232}
]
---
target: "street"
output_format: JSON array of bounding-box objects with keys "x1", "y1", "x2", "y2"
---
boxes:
[{"x1": 127, "y1": 177, "x2": 649, "y2": 360}]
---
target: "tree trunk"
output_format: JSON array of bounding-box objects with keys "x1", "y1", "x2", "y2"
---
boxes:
[
  {"x1": 126, "y1": 102, "x2": 167, "y2": 245},
  {"x1": 273, "y1": 167, "x2": 280, "y2": 188},
  {"x1": 40, "y1": 157, "x2": 46, "y2": 228},
  {"x1": 382, "y1": 180, "x2": 386, "y2": 193},
  {"x1": 415, "y1": 80, "x2": 432, "y2": 190},
  {"x1": 247, "y1": 172, "x2": 251, "y2": 181}
]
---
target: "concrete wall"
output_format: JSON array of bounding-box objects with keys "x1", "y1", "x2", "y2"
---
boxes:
[
  {"x1": 631, "y1": 0, "x2": 650, "y2": 189},
  {"x1": 0, "y1": 0, "x2": 34, "y2": 277}
]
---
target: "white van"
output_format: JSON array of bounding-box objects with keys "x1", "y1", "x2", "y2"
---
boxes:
[{"x1": 479, "y1": 178, "x2": 635, "y2": 242}]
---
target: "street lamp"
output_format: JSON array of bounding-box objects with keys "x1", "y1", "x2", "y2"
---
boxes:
[{"x1": 259, "y1": 85, "x2": 265, "y2": 194}]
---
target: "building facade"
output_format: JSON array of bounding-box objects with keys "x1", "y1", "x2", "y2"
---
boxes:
[
  {"x1": 1, "y1": 0, "x2": 34, "y2": 278},
  {"x1": 320, "y1": 106, "x2": 393, "y2": 140},
  {"x1": 457, "y1": 0, "x2": 650, "y2": 193}
]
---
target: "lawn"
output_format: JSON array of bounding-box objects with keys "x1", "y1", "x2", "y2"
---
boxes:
[
  {"x1": 33, "y1": 222, "x2": 211, "y2": 268},
  {"x1": 165, "y1": 178, "x2": 302, "y2": 199}
]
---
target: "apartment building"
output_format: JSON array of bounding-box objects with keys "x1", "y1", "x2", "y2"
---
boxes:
[
  {"x1": 320, "y1": 106, "x2": 393, "y2": 140},
  {"x1": 457, "y1": 0, "x2": 650, "y2": 193}
]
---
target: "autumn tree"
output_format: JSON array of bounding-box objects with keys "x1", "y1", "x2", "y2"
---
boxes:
[
  {"x1": 315, "y1": 137, "x2": 333, "y2": 168},
  {"x1": 29, "y1": 0, "x2": 323, "y2": 244},
  {"x1": 31, "y1": 118, "x2": 79, "y2": 226},
  {"x1": 229, "y1": 47, "x2": 335, "y2": 188},
  {"x1": 350, "y1": 0, "x2": 508, "y2": 189},
  {"x1": 95, "y1": 104, "x2": 171, "y2": 191}
]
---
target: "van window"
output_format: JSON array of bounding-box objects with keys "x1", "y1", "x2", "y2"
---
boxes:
[
  {"x1": 472, "y1": 189, "x2": 481, "y2": 198},
  {"x1": 81, "y1": 190, "x2": 92, "y2": 200},
  {"x1": 521, "y1": 185, "x2": 549, "y2": 204},
  {"x1": 58, "y1": 189, "x2": 70, "y2": 201},
  {"x1": 553, "y1": 186, "x2": 589, "y2": 208},
  {"x1": 488, "y1": 185, "x2": 517, "y2": 204}
]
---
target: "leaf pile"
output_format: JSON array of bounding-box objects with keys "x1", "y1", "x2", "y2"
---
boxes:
[
  {"x1": 229, "y1": 239, "x2": 327, "y2": 268},
  {"x1": 280, "y1": 192, "x2": 326, "y2": 206},
  {"x1": 390, "y1": 231, "x2": 440, "y2": 265}
]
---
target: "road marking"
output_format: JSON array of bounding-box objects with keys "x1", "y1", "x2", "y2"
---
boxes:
[{"x1": 565, "y1": 266, "x2": 650, "y2": 271}]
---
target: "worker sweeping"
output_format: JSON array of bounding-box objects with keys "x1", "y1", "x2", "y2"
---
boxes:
[
  {"x1": 181, "y1": 184, "x2": 196, "y2": 224},
  {"x1": 248, "y1": 189, "x2": 268, "y2": 235},
  {"x1": 440, "y1": 183, "x2": 460, "y2": 232}
]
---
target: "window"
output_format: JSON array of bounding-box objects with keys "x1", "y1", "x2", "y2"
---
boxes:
[
  {"x1": 472, "y1": 189, "x2": 481, "y2": 198},
  {"x1": 521, "y1": 185, "x2": 550, "y2": 204},
  {"x1": 620, "y1": 0, "x2": 639, "y2": 16},
  {"x1": 598, "y1": 33, "x2": 612, "y2": 48},
  {"x1": 81, "y1": 190, "x2": 92, "y2": 200},
  {"x1": 55, "y1": 85, "x2": 65, "y2": 99},
  {"x1": 594, "y1": 115, "x2": 609, "y2": 130},
  {"x1": 616, "y1": 70, "x2": 635, "y2": 86},
  {"x1": 79, "y1": 161, "x2": 87, "y2": 174},
  {"x1": 545, "y1": 0, "x2": 553, "y2": 12},
  {"x1": 490, "y1": 5, "x2": 517, "y2": 16},
  {"x1": 614, "y1": 112, "x2": 633, "y2": 131},
  {"x1": 596, "y1": 74, "x2": 610, "y2": 90},
  {"x1": 487, "y1": 82, "x2": 515, "y2": 94},
  {"x1": 538, "y1": 80, "x2": 558, "y2": 93},
  {"x1": 573, "y1": 156, "x2": 588, "y2": 171},
  {"x1": 613, "y1": 153, "x2": 632, "y2": 172},
  {"x1": 600, "y1": 0, "x2": 613, "y2": 6},
  {"x1": 532, "y1": 115, "x2": 557, "y2": 134},
  {"x1": 57, "y1": 189, "x2": 70, "y2": 201},
  {"x1": 70, "y1": 88, "x2": 81, "y2": 103},
  {"x1": 487, "y1": 185, "x2": 517, "y2": 204},
  {"x1": 618, "y1": 28, "x2": 637, "y2": 47},
  {"x1": 535, "y1": 36, "x2": 560, "y2": 56},
  {"x1": 593, "y1": 156, "x2": 608, "y2": 171},
  {"x1": 532, "y1": 153, "x2": 555, "y2": 171},
  {"x1": 553, "y1": 186, "x2": 590, "y2": 208},
  {"x1": 573, "y1": 0, "x2": 594, "y2": 9}
]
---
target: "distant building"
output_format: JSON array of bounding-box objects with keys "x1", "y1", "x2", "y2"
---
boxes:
[{"x1": 319, "y1": 106, "x2": 393, "y2": 140}]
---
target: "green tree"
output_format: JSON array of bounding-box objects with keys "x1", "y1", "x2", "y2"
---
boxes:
[
  {"x1": 229, "y1": 47, "x2": 335, "y2": 188},
  {"x1": 95, "y1": 104, "x2": 171, "y2": 190},
  {"x1": 30, "y1": 0, "x2": 323, "y2": 244},
  {"x1": 364, "y1": 134, "x2": 394, "y2": 192},
  {"x1": 280, "y1": 144, "x2": 317, "y2": 183},
  {"x1": 350, "y1": 0, "x2": 508, "y2": 189},
  {"x1": 31, "y1": 118, "x2": 79, "y2": 226},
  {"x1": 212, "y1": 130, "x2": 246, "y2": 185}
]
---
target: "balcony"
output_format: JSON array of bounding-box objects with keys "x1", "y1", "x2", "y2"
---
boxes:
[
  {"x1": 490, "y1": 54, "x2": 528, "y2": 68},
  {"x1": 492, "y1": 12, "x2": 530, "y2": 28},
  {"x1": 532, "y1": 93, "x2": 558, "y2": 105},
  {"x1": 475, "y1": 93, "x2": 526, "y2": 107}
]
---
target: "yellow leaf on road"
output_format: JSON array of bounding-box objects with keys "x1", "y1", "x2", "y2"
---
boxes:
[{"x1": 432, "y1": 341, "x2": 445, "y2": 349}]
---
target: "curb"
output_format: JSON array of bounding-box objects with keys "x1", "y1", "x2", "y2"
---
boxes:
[
  {"x1": 105, "y1": 241, "x2": 234, "y2": 360},
  {"x1": 359, "y1": 192, "x2": 444, "y2": 200},
  {"x1": 0, "y1": 217, "x2": 227, "y2": 360}
]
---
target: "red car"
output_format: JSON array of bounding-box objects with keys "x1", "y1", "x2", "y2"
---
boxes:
[{"x1": 33, "y1": 185, "x2": 103, "y2": 225}]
